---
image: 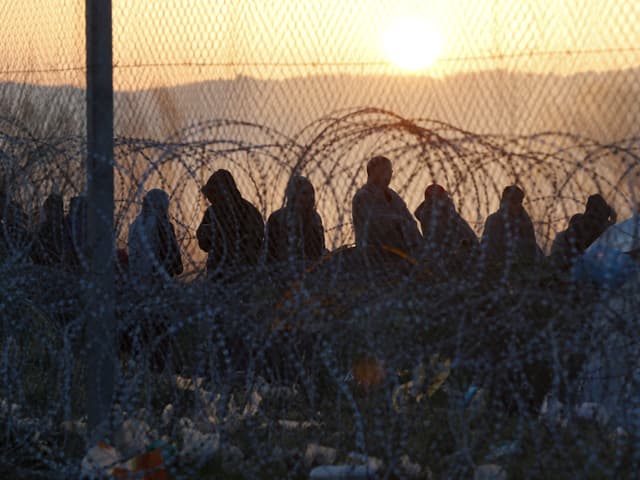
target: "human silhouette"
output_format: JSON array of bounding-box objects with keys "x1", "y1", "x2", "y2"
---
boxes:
[
  {"x1": 128, "y1": 189, "x2": 183, "y2": 287},
  {"x1": 581, "y1": 194, "x2": 616, "y2": 250},
  {"x1": 64, "y1": 195, "x2": 88, "y2": 270},
  {"x1": 550, "y1": 213, "x2": 586, "y2": 271},
  {"x1": 196, "y1": 170, "x2": 264, "y2": 279},
  {"x1": 32, "y1": 193, "x2": 67, "y2": 266},
  {"x1": 265, "y1": 175, "x2": 325, "y2": 266},
  {"x1": 352, "y1": 156, "x2": 421, "y2": 255},
  {"x1": 414, "y1": 183, "x2": 478, "y2": 270},
  {"x1": 481, "y1": 185, "x2": 539, "y2": 267}
]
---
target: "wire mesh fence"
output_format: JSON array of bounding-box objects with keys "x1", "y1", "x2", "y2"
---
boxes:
[{"x1": 1, "y1": 1, "x2": 640, "y2": 478}]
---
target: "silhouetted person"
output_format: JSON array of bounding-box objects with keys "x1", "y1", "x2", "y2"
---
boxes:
[
  {"x1": 352, "y1": 156, "x2": 421, "y2": 254},
  {"x1": 265, "y1": 175, "x2": 325, "y2": 266},
  {"x1": 196, "y1": 170, "x2": 264, "y2": 279},
  {"x1": 32, "y1": 193, "x2": 66, "y2": 265},
  {"x1": 481, "y1": 185, "x2": 539, "y2": 267},
  {"x1": 128, "y1": 189, "x2": 183, "y2": 287},
  {"x1": 581, "y1": 194, "x2": 616, "y2": 250},
  {"x1": 414, "y1": 183, "x2": 478, "y2": 270},
  {"x1": 0, "y1": 182, "x2": 30, "y2": 261},
  {"x1": 64, "y1": 195, "x2": 88, "y2": 270},
  {"x1": 550, "y1": 213, "x2": 586, "y2": 271}
]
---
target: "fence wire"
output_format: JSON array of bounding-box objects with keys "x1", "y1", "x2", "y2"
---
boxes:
[{"x1": 1, "y1": 1, "x2": 640, "y2": 479}]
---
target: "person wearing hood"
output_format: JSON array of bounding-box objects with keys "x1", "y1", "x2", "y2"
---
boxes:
[
  {"x1": 481, "y1": 185, "x2": 539, "y2": 267},
  {"x1": 128, "y1": 189, "x2": 183, "y2": 286},
  {"x1": 414, "y1": 183, "x2": 478, "y2": 270},
  {"x1": 580, "y1": 193, "x2": 616, "y2": 249},
  {"x1": 196, "y1": 169, "x2": 264, "y2": 279},
  {"x1": 265, "y1": 175, "x2": 325, "y2": 267},
  {"x1": 352, "y1": 155, "x2": 422, "y2": 255},
  {"x1": 32, "y1": 193, "x2": 67, "y2": 265}
]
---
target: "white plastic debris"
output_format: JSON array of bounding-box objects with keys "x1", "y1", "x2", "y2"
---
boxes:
[
  {"x1": 305, "y1": 443, "x2": 338, "y2": 467},
  {"x1": 309, "y1": 465, "x2": 376, "y2": 480},
  {"x1": 346, "y1": 452, "x2": 383, "y2": 471},
  {"x1": 179, "y1": 425, "x2": 220, "y2": 464},
  {"x1": 278, "y1": 419, "x2": 320, "y2": 430},
  {"x1": 399, "y1": 454, "x2": 423, "y2": 478},
  {"x1": 242, "y1": 389, "x2": 263, "y2": 417},
  {"x1": 474, "y1": 464, "x2": 507, "y2": 480},
  {"x1": 539, "y1": 395, "x2": 565, "y2": 426},
  {"x1": 112, "y1": 418, "x2": 155, "y2": 457},
  {"x1": 80, "y1": 443, "x2": 122, "y2": 479},
  {"x1": 161, "y1": 404, "x2": 174, "y2": 426},
  {"x1": 575, "y1": 402, "x2": 610, "y2": 426}
]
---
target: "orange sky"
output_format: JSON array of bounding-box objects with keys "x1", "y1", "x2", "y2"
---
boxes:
[{"x1": 0, "y1": 0, "x2": 639, "y2": 88}]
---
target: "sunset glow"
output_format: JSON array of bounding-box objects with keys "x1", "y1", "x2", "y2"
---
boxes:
[
  {"x1": 0, "y1": 1, "x2": 639, "y2": 88},
  {"x1": 382, "y1": 17, "x2": 444, "y2": 71}
]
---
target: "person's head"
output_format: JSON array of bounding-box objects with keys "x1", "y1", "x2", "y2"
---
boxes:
[
  {"x1": 201, "y1": 169, "x2": 239, "y2": 204},
  {"x1": 43, "y1": 193, "x2": 63, "y2": 221},
  {"x1": 286, "y1": 175, "x2": 315, "y2": 212},
  {"x1": 585, "y1": 194, "x2": 611, "y2": 222},
  {"x1": 501, "y1": 185, "x2": 525, "y2": 214},
  {"x1": 366, "y1": 156, "x2": 393, "y2": 188},
  {"x1": 424, "y1": 183, "x2": 452, "y2": 208},
  {"x1": 142, "y1": 189, "x2": 170, "y2": 217}
]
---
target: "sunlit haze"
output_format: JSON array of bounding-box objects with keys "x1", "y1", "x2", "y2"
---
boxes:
[{"x1": 1, "y1": 0, "x2": 639, "y2": 88}]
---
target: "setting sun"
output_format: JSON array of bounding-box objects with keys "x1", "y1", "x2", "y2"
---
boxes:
[{"x1": 382, "y1": 17, "x2": 444, "y2": 71}]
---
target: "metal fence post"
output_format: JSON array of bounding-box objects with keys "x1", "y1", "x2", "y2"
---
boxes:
[{"x1": 86, "y1": 0, "x2": 115, "y2": 438}]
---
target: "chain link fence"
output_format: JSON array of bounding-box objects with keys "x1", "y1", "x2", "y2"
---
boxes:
[{"x1": 1, "y1": 1, "x2": 640, "y2": 478}]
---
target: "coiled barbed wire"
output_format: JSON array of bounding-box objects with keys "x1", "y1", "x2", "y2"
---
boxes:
[{"x1": 0, "y1": 108, "x2": 639, "y2": 478}]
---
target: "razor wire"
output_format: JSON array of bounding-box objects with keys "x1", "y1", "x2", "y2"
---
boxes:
[
  {"x1": 0, "y1": 109, "x2": 639, "y2": 478},
  {"x1": 2, "y1": 0, "x2": 640, "y2": 477}
]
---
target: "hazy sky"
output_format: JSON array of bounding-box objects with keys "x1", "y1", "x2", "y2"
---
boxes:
[{"x1": 1, "y1": 0, "x2": 639, "y2": 88}]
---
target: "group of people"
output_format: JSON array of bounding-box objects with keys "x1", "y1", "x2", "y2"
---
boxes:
[
  {"x1": 0, "y1": 184, "x2": 89, "y2": 270},
  {"x1": 1, "y1": 154, "x2": 617, "y2": 285},
  {"x1": 353, "y1": 155, "x2": 615, "y2": 276}
]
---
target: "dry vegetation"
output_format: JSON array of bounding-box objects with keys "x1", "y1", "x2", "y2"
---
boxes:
[{"x1": 1, "y1": 108, "x2": 639, "y2": 478}]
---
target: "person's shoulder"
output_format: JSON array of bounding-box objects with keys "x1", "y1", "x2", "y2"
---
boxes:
[
  {"x1": 129, "y1": 215, "x2": 143, "y2": 232},
  {"x1": 414, "y1": 201, "x2": 427, "y2": 218},
  {"x1": 352, "y1": 185, "x2": 370, "y2": 204},
  {"x1": 267, "y1": 208, "x2": 285, "y2": 224},
  {"x1": 241, "y1": 198, "x2": 261, "y2": 212},
  {"x1": 388, "y1": 188, "x2": 406, "y2": 203},
  {"x1": 353, "y1": 184, "x2": 369, "y2": 197},
  {"x1": 484, "y1": 210, "x2": 501, "y2": 227}
]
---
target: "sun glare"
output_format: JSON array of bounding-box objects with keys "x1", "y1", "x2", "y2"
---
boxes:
[{"x1": 382, "y1": 17, "x2": 444, "y2": 71}]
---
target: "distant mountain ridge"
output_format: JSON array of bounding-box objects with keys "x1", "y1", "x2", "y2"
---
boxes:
[{"x1": 1, "y1": 67, "x2": 639, "y2": 142}]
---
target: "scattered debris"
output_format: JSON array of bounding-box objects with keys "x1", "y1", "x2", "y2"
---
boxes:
[
  {"x1": 305, "y1": 443, "x2": 338, "y2": 468},
  {"x1": 474, "y1": 464, "x2": 507, "y2": 480},
  {"x1": 309, "y1": 465, "x2": 376, "y2": 480}
]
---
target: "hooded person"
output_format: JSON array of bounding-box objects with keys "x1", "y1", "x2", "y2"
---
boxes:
[
  {"x1": 581, "y1": 194, "x2": 616, "y2": 249},
  {"x1": 481, "y1": 185, "x2": 539, "y2": 267},
  {"x1": 128, "y1": 189, "x2": 183, "y2": 286},
  {"x1": 352, "y1": 155, "x2": 422, "y2": 255},
  {"x1": 414, "y1": 183, "x2": 478, "y2": 269},
  {"x1": 32, "y1": 193, "x2": 67, "y2": 265},
  {"x1": 196, "y1": 169, "x2": 264, "y2": 279},
  {"x1": 265, "y1": 175, "x2": 325, "y2": 266},
  {"x1": 64, "y1": 195, "x2": 88, "y2": 270},
  {"x1": 549, "y1": 213, "x2": 586, "y2": 271}
]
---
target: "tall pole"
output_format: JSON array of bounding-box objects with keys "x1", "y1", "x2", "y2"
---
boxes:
[{"x1": 86, "y1": 0, "x2": 115, "y2": 439}]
